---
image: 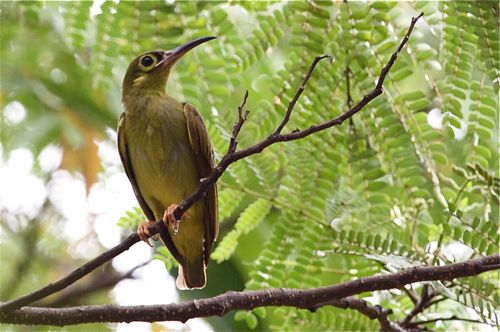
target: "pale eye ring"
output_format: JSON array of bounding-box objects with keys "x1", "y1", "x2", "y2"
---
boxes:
[
  {"x1": 141, "y1": 56, "x2": 153, "y2": 67},
  {"x1": 139, "y1": 54, "x2": 157, "y2": 70}
]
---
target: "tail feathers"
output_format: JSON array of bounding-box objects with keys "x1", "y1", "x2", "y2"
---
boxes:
[{"x1": 176, "y1": 257, "x2": 206, "y2": 290}]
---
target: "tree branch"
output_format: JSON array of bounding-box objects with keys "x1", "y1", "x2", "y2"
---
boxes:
[
  {"x1": 410, "y1": 315, "x2": 486, "y2": 327},
  {"x1": 401, "y1": 286, "x2": 419, "y2": 306},
  {"x1": 273, "y1": 54, "x2": 332, "y2": 135},
  {"x1": 401, "y1": 285, "x2": 433, "y2": 327},
  {"x1": 1, "y1": 254, "x2": 497, "y2": 326},
  {"x1": 424, "y1": 296, "x2": 447, "y2": 309},
  {"x1": 174, "y1": 12, "x2": 423, "y2": 221},
  {"x1": 344, "y1": 50, "x2": 356, "y2": 130},
  {"x1": 320, "y1": 298, "x2": 402, "y2": 332},
  {"x1": 227, "y1": 90, "x2": 249, "y2": 154},
  {"x1": 0, "y1": 12, "x2": 424, "y2": 313}
]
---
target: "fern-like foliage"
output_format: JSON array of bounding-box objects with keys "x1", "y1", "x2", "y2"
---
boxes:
[{"x1": 1, "y1": 1, "x2": 498, "y2": 331}]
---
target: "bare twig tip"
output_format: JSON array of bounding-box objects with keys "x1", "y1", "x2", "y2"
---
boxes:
[
  {"x1": 318, "y1": 55, "x2": 333, "y2": 63},
  {"x1": 412, "y1": 13, "x2": 424, "y2": 24}
]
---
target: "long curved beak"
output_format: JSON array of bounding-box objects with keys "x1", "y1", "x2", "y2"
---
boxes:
[{"x1": 160, "y1": 36, "x2": 216, "y2": 67}]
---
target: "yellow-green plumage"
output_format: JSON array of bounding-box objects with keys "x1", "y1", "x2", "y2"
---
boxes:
[{"x1": 118, "y1": 37, "x2": 218, "y2": 289}]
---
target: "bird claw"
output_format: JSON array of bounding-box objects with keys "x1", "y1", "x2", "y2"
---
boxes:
[
  {"x1": 172, "y1": 220, "x2": 181, "y2": 234},
  {"x1": 137, "y1": 220, "x2": 158, "y2": 247},
  {"x1": 163, "y1": 204, "x2": 182, "y2": 234}
]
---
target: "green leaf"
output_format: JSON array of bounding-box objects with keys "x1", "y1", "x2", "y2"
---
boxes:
[
  {"x1": 245, "y1": 312, "x2": 259, "y2": 328},
  {"x1": 234, "y1": 310, "x2": 247, "y2": 321},
  {"x1": 253, "y1": 307, "x2": 267, "y2": 319}
]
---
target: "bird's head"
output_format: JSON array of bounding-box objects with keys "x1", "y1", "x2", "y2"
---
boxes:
[{"x1": 122, "y1": 36, "x2": 216, "y2": 100}]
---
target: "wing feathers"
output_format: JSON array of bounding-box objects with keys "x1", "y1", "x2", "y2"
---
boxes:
[{"x1": 183, "y1": 104, "x2": 219, "y2": 264}]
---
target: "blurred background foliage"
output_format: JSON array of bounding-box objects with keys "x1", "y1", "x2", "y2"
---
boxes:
[{"x1": 0, "y1": 1, "x2": 499, "y2": 331}]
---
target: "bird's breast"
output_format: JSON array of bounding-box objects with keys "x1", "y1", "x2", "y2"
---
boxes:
[{"x1": 125, "y1": 97, "x2": 199, "y2": 207}]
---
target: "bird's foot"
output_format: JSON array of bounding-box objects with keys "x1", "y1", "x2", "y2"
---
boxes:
[
  {"x1": 163, "y1": 204, "x2": 182, "y2": 234},
  {"x1": 137, "y1": 220, "x2": 159, "y2": 247}
]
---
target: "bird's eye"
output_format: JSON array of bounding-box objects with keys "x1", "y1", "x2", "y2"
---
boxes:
[
  {"x1": 138, "y1": 54, "x2": 158, "y2": 71},
  {"x1": 141, "y1": 55, "x2": 154, "y2": 67}
]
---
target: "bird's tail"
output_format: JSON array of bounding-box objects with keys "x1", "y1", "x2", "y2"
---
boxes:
[{"x1": 176, "y1": 256, "x2": 206, "y2": 290}]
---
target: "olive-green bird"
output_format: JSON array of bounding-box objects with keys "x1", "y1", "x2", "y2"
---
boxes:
[{"x1": 118, "y1": 37, "x2": 218, "y2": 289}]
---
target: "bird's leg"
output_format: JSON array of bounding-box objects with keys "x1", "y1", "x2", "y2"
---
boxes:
[
  {"x1": 163, "y1": 204, "x2": 183, "y2": 234},
  {"x1": 137, "y1": 220, "x2": 159, "y2": 247}
]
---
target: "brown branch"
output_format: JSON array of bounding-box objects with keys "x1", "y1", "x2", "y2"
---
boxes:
[
  {"x1": 1, "y1": 254, "x2": 498, "y2": 326},
  {"x1": 0, "y1": 12, "x2": 424, "y2": 313},
  {"x1": 173, "y1": 54, "x2": 331, "y2": 222},
  {"x1": 401, "y1": 286, "x2": 419, "y2": 306},
  {"x1": 273, "y1": 55, "x2": 332, "y2": 135},
  {"x1": 173, "y1": 12, "x2": 423, "y2": 220},
  {"x1": 321, "y1": 298, "x2": 402, "y2": 332},
  {"x1": 344, "y1": 49, "x2": 356, "y2": 131},
  {"x1": 410, "y1": 315, "x2": 486, "y2": 326},
  {"x1": 401, "y1": 286, "x2": 433, "y2": 327},
  {"x1": 425, "y1": 296, "x2": 447, "y2": 309},
  {"x1": 344, "y1": 64, "x2": 353, "y2": 109},
  {"x1": 227, "y1": 90, "x2": 249, "y2": 154},
  {"x1": 377, "y1": 262, "x2": 419, "y2": 308},
  {"x1": 401, "y1": 285, "x2": 452, "y2": 328}
]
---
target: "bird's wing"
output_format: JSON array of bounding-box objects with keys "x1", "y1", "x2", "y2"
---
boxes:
[
  {"x1": 183, "y1": 103, "x2": 218, "y2": 264},
  {"x1": 117, "y1": 113, "x2": 156, "y2": 221}
]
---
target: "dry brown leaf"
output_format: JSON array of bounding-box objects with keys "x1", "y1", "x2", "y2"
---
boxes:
[{"x1": 60, "y1": 109, "x2": 102, "y2": 193}]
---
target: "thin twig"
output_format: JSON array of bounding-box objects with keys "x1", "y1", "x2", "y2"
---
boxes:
[
  {"x1": 273, "y1": 55, "x2": 332, "y2": 135},
  {"x1": 425, "y1": 296, "x2": 447, "y2": 309},
  {"x1": 173, "y1": 12, "x2": 424, "y2": 221},
  {"x1": 318, "y1": 298, "x2": 402, "y2": 332},
  {"x1": 411, "y1": 315, "x2": 486, "y2": 326},
  {"x1": 345, "y1": 66, "x2": 353, "y2": 109},
  {"x1": 227, "y1": 90, "x2": 249, "y2": 154},
  {"x1": 0, "y1": 12, "x2": 424, "y2": 313},
  {"x1": 1, "y1": 254, "x2": 498, "y2": 325},
  {"x1": 401, "y1": 286, "x2": 432, "y2": 326},
  {"x1": 344, "y1": 54, "x2": 355, "y2": 130},
  {"x1": 401, "y1": 286, "x2": 419, "y2": 306}
]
